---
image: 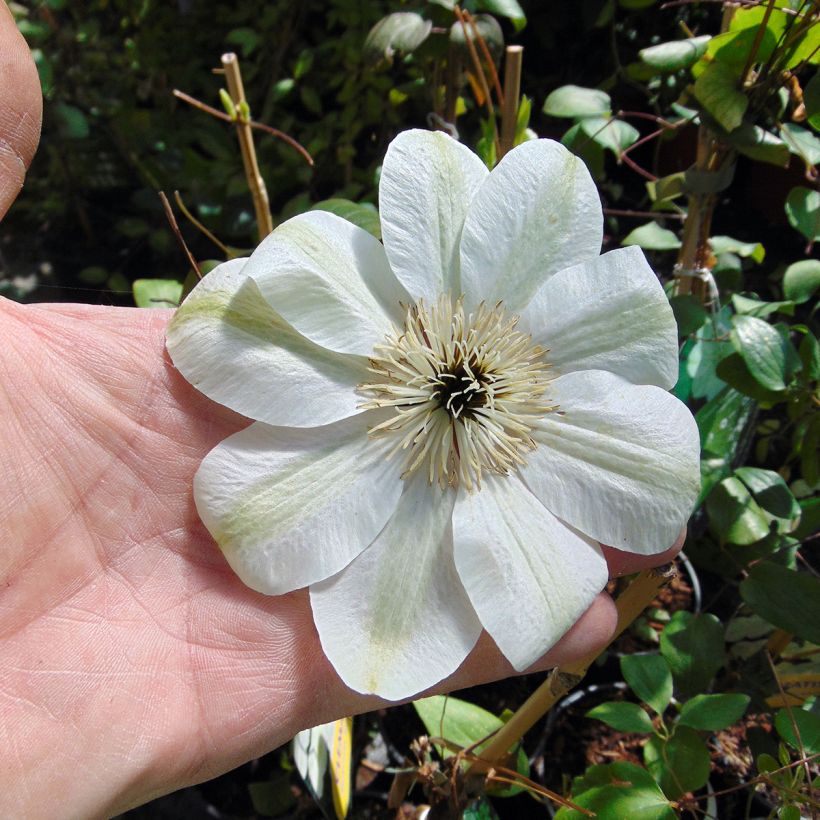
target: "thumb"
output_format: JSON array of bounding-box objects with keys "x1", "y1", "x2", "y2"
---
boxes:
[{"x1": 0, "y1": 1, "x2": 43, "y2": 220}]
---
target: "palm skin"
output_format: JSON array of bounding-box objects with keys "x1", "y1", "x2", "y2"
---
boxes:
[{"x1": 0, "y1": 6, "x2": 681, "y2": 815}]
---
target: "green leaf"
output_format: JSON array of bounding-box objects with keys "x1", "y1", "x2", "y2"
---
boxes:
[
  {"x1": 695, "y1": 385, "x2": 756, "y2": 504},
  {"x1": 543, "y1": 85, "x2": 611, "y2": 119},
  {"x1": 586, "y1": 701, "x2": 655, "y2": 733},
  {"x1": 364, "y1": 13, "x2": 432, "y2": 62},
  {"x1": 740, "y1": 563, "x2": 820, "y2": 644},
  {"x1": 132, "y1": 279, "x2": 183, "y2": 308},
  {"x1": 805, "y1": 71, "x2": 820, "y2": 131},
  {"x1": 225, "y1": 27, "x2": 262, "y2": 58},
  {"x1": 780, "y1": 123, "x2": 820, "y2": 167},
  {"x1": 644, "y1": 727, "x2": 711, "y2": 799},
  {"x1": 734, "y1": 467, "x2": 801, "y2": 521},
  {"x1": 311, "y1": 198, "x2": 381, "y2": 239},
  {"x1": 678, "y1": 693, "x2": 750, "y2": 731},
  {"x1": 706, "y1": 476, "x2": 772, "y2": 545},
  {"x1": 249, "y1": 771, "x2": 296, "y2": 816},
  {"x1": 622, "y1": 221, "x2": 681, "y2": 250},
  {"x1": 693, "y1": 61, "x2": 749, "y2": 133},
  {"x1": 414, "y1": 695, "x2": 502, "y2": 754},
  {"x1": 785, "y1": 186, "x2": 820, "y2": 245},
  {"x1": 710, "y1": 235, "x2": 765, "y2": 263},
  {"x1": 54, "y1": 103, "x2": 90, "y2": 140},
  {"x1": 731, "y1": 314, "x2": 788, "y2": 391},
  {"x1": 621, "y1": 654, "x2": 673, "y2": 715},
  {"x1": 715, "y1": 353, "x2": 785, "y2": 404},
  {"x1": 659, "y1": 611, "x2": 725, "y2": 698},
  {"x1": 687, "y1": 310, "x2": 734, "y2": 400},
  {"x1": 413, "y1": 695, "x2": 530, "y2": 793},
  {"x1": 799, "y1": 330, "x2": 820, "y2": 381},
  {"x1": 730, "y1": 124, "x2": 790, "y2": 167},
  {"x1": 731, "y1": 294, "x2": 794, "y2": 318},
  {"x1": 670, "y1": 294, "x2": 709, "y2": 336},
  {"x1": 579, "y1": 116, "x2": 639, "y2": 155},
  {"x1": 639, "y1": 36, "x2": 710, "y2": 72},
  {"x1": 775, "y1": 707, "x2": 820, "y2": 756},
  {"x1": 701, "y1": 23, "x2": 779, "y2": 73},
  {"x1": 646, "y1": 172, "x2": 687, "y2": 204},
  {"x1": 556, "y1": 761, "x2": 674, "y2": 820},
  {"x1": 619, "y1": 0, "x2": 658, "y2": 8},
  {"x1": 783, "y1": 259, "x2": 820, "y2": 304},
  {"x1": 475, "y1": 0, "x2": 526, "y2": 30}
]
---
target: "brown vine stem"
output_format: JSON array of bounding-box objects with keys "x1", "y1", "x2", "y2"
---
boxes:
[
  {"x1": 221, "y1": 52, "x2": 274, "y2": 240},
  {"x1": 158, "y1": 191, "x2": 201, "y2": 279},
  {"x1": 468, "y1": 563, "x2": 678, "y2": 773},
  {"x1": 673, "y1": 9, "x2": 737, "y2": 304},
  {"x1": 454, "y1": 5, "x2": 500, "y2": 159},
  {"x1": 499, "y1": 46, "x2": 523, "y2": 159}
]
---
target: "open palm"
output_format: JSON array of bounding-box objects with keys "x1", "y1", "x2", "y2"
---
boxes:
[{"x1": 0, "y1": 7, "x2": 680, "y2": 815}]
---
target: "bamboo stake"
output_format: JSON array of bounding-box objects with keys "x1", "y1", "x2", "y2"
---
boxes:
[
  {"x1": 469, "y1": 563, "x2": 677, "y2": 772},
  {"x1": 221, "y1": 52, "x2": 274, "y2": 240},
  {"x1": 499, "y1": 46, "x2": 523, "y2": 159}
]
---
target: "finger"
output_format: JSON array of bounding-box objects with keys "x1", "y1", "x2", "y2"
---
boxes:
[
  {"x1": 313, "y1": 591, "x2": 620, "y2": 720},
  {"x1": 0, "y1": 1, "x2": 43, "y2": 220},
  {"x1": 603, "y1": 528, "x2": 686, "y2": 578}
]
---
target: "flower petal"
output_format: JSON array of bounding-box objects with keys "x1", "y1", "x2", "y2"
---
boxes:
[
  {"x1": 453, "y1": 474, "x2": 608, "y2": 671},
  {"x1": 243, "y1": 211, "x2": 410, "y2": 356},
  {"x1": 194, "y1": 412, "x2": 403, "y2": 595},
  {"x1": 520, "y1": 370, "x2": 700, "y2": 553},
  {"x1": 519, "y1": 246, "x2": 679, "y2": 389},
  {"x1": 310, "y1": 474, "x2": 481, "y2": 699},
  {"x1": 379, "y1": 129, "x2": 488, "y2": 302},
  {"x1": 166, "y1": 258, "x2": 370, "y2": 427},
  {"x1": 459, "y1": 139, "x2": 603, "y2": 311}
]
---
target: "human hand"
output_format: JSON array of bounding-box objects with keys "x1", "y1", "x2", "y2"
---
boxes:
[{"x1": 0, "y1": 6, "x2": 682, "y2": 817}]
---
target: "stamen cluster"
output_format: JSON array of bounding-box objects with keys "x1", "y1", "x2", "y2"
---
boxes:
[{"x1": 360, "y1": 296, "x2": 556, "y2": 490}]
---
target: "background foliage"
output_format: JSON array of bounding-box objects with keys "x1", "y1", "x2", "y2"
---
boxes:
[{"x1": 5, "y1": 0, "x2": 819, "y2": 817}]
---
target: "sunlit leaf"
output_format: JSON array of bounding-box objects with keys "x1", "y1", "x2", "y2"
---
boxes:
[
  {"x1": 693, "y1": 61, "x2": 748, "y2": 133},
  {"x1": 639, "y1": 35, "x2": 710, "y2": 72},
  {"x1": 785, "y1": 186, "x2": 820, "y2": 245},
  {"x1": 783, "y1": 259, "x2": 820, "y2": 304},
  {"x1": 133, "y1": 278, "x2": 183, "y2": 308},
  {"x1": 586, "y1": 701, "x2": 655, "y2": 733},
  {"x1": 543, "y1": 85, "x2": 611, "y2": 119},
  {"x1": 706, "y1": 476, "x2": 772, "y2": 545},
  {"x1": 731, "y1": 315, "x2": 789, "y2": 391},
  {"x1": 622, "y1": 221, "x2": 681, "y2": 250},
  {"x1": 364, "y1": 13, "x2": 432, "y2": 63}
]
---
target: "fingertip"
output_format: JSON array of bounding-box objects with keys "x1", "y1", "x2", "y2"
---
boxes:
[{"x1": 603, "y1": 528, "x2": 686, "y2": 578}]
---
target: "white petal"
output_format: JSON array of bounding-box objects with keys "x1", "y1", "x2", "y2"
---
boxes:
[
  {"x1": 520, "y1": 370, "x2": 700, "y2": 553},
  {"x1": 243, "y1": 211, "x2": 410, "y2": 356},
  {"x1": 453, "y1": 475, "x2": 608, "y2": 671},
  {"x1": 519, "y1": 246, "x2": 679, "y2": 389},
  {"x1": 194, "y1": 413, "x2": 403, "y2": 594},
  {"x1": 379, "y1": 129, "x2": 488, "y2": 302},
  {"x1": 166, "y1": 258, "x2": 369, "y2": 427},
  {"x1": 310, "y1": 474, "x2": 481, "y2": 700},
  {"x1": 459, "y1": 139, "x2": 602, "y2": 311}
]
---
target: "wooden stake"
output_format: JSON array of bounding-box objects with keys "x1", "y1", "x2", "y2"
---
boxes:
[
  {"x1": 499, "y1": 46, "x2": 523, "y2": 158},
  {"x1": 221, "y1": 52, "x2": 274, "y2": 240}
]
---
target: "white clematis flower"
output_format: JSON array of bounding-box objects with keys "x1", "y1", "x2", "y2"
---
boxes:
[{"x1": 166, "y1": 129, "x2": 700, "y2": 701}]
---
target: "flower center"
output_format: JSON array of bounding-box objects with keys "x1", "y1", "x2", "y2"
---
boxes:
[{"x1": 359, "y1": 295, "x2": 556, "y2": 490}]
